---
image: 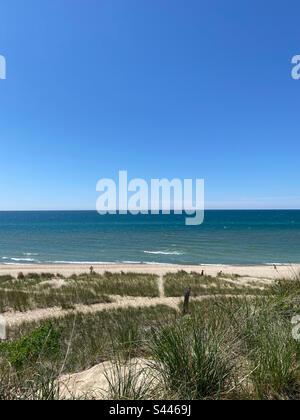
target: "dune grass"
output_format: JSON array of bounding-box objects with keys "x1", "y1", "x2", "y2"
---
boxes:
[
  {"x1": 3, "y1": 305, "x2": 177, "y2": 372},
  {"x1": 66, "y1": 271, "x2": 159, "y2": 297},
  {"x1": 182, "y1": 295, "x2": 300, "y2": 400},
  {"x1": 164, "y1": 270, "x2": 269, "y2": 297},
  {"x1": 2, "y1": 292, "x2": 299, "y2": 400},
  {"x1": 0, "y1": 289, "x2": 113, "y2": 313},
  {"x1": 0, "y1": 271, "x2": 159, "y2": 312},
  {"x1": 149, "y1": 316, "x2": 236, "y2": 399},
  {"x1": 0, "y1": 304, "x2": 176, "y2": 400},
  {"x1": 0, "y1": 270, "x2": 300, "y2": 399}
]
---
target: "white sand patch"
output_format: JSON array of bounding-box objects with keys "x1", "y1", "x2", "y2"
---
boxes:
[
  {"x1": 58, "y1": 358, "x2": 158, "y2": 400},
  {"x1": 157, "y1": 275, "x2": 165, "y2": 298}
]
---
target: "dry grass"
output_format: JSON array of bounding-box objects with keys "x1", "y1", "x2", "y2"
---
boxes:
[
  {"x1": 0, "y1": 271, "x2": 159, "y2": 312},
  {"x1": 164, "y1": 270, "x2": 270, "y2": 297}
]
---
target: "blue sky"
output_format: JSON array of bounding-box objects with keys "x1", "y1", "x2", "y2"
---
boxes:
[{"x1": 0, "y1": 0, "x2": 300, "y2": 210}]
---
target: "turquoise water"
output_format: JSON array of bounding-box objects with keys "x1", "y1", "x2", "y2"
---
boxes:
[{"x1": 0, "y1": 210, "x2": 299, "y2": 265}]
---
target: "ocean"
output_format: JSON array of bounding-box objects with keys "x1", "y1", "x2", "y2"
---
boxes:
[{"x1": 0, "y1": 210, "x2": 299, "y2": 266}]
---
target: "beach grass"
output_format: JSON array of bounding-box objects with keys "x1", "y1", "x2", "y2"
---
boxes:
[
  {"x1": 3, "y1": 305, "x2": 177, "y2": 372},
  {"x1": 164, "y1": 270, "x2": 269, "y2": 297},
  {"x1": 149, "y1": 315, "x2": 236, "y2": 399},
  {"x1": 0, "y1": 271, "x2": 159, "y2": 312},
  {"x1": 181, "y1": 295, "x2": 300, "y2": 400},
  {"x1": 66, "y1": 271, "x2": 159, "y2": 297},
  {"x1": 0, "y1": 304, "x2": 176, "y2": 400},
  {"x1": 0, "y1": 270, "x2": 299, "y2": 400}
]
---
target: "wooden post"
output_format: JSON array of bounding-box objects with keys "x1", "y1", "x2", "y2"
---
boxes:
[{"x1": 183, "y1": 287, "x2": 191, "y2": 315}]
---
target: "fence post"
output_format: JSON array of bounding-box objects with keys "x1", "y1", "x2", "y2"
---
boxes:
[{"x1": 183, "y1": 287, "x2": 191, "y2": 315}]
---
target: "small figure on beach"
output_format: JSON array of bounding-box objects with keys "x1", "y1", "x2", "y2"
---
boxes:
[
  {"x1": 90, "y1": 266, "x2": 94, "y2": 275},
  {"x1": 201, "y1": 270, "x2": 204, "y2": 276},
  {"x1": 273, "y1": 264, "x2": 277, "y2": 270}
]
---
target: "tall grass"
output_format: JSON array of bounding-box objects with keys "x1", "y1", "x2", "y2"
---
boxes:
[
  {"x1": 271, "y1": 275, "x2": 300, "y2": 297},
  {"x1": 1, "y1": 270, "x2": 300, "y2": 399},
  {"x1": 104, "y1": 358, "x2": 155, "y2": 400},
  {"x1": 0, "y1": 363, "x2": 60, "y2": 400},
  {"x1": 164, "y1": 270, "x2": 269, "y2": 297},
  {"x1": 4, "y1": 305, "x2": 177, "y2": 374},
  {"x1": 243, "y1": 304, "x2": 300, "y2": 399},
  {"x1": 0, "y1": 271, "x2": 159, "y2": 312},
  {"x1": 181, "y1": 296, "x2": 300, "y2": 400},
  {"x1": 149, "y1": 316, "x2": 236, "y2": 400}
]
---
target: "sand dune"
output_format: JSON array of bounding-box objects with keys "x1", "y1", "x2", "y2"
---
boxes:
[
  {"x1": 1, "y1": 263, "x2": 298, "y2": 326},
  {"x1": 59, "y1": 358, "x2": 157, "y2": 400}
]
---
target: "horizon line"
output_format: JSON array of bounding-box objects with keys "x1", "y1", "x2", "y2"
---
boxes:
[{"x1": 0, "y1": 208, "x2": 300, "y2": 212}]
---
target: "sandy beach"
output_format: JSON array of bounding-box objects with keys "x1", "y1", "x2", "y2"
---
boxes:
[{"x1": 0, "y1": 262, "x2": 299, "y2": 280}]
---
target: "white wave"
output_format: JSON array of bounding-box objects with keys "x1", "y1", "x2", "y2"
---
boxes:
[
  {"x1": 51, "y1": 260, "x2": 177, "y2": 266},
  {"x1": 3, "y1": 263, "x2": 24, "y2": 265},
  {"x1": 121, "y1": 261, "x2": 143, "y2": 264},
  {"x1": 144, "y1": 261, "x2": 175, "y2": 265},
  {"x1": 4, "y1": 262, "x2": 40, "y2": 265},
  {"x1": 2, "y1": 256, "x2": 37, "y2": 262},
  {"x1": 265, "y1": 263, "x2": 293, "y2": 266},
  {"x1": 51, "y1": 261, "x2": 118, "y2": 265},
  {"x1": 22, "y1": 252, "x2": 39, "y2": 256},
  {"x1": 198, "y1": 263, "x2": 228, "y2": 266},
  {"x1": 143, "y1": 251, "x2": 184, "y2": 255}
]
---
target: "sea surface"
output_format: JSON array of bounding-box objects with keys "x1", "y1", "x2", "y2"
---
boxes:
[{"x1": 0, "y1": 210, "x2": 299, "y2": 266}]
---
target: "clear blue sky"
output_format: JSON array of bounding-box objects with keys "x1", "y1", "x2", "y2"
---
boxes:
[{"x1": 0, "y1": 0, "x2": 300, "y2": 210}]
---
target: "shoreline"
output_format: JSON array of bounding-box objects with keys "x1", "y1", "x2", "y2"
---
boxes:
[{"x1": 1, "y1": 263, "x2": 299, "y2": 279}]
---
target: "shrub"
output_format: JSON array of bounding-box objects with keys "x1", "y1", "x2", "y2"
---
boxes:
[
  {"x1": 271, "y1": 277, "x2": 300, "y2": 297},
  {"x1": 0, "y1": 275, "x2": 14, "y2": 283},
  {"x1": 25, "y1": 273, "x2": 40, "y2": 280},
  {"x1": 0, "y1": 322, "x2": 62, "y2": 370}
]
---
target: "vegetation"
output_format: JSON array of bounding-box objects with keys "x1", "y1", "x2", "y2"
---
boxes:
[
  {"x1": 0, "y1": 322, "x2": 62, "y2": 371},
  {"x1": 164, "y1": 270, "x2": 269, "y2": 297},
  {"x1": 0, "y1": 271, "x2": 159, "y2": 312},
  {"x1": 3, "y1": 305, "x2": 176, "y2": 371},
  {"x1": 0, "y1": 270, "x2": 299, "y2": 399},
  {"x1": 149, "y1": 316, "x2": 235, "y2": 399}
]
